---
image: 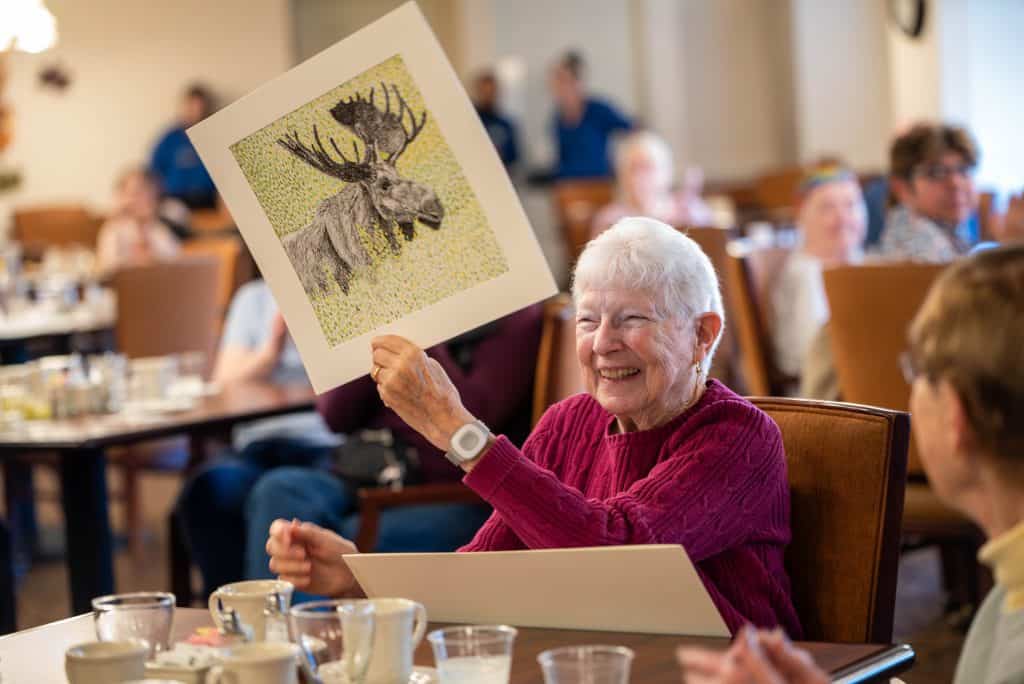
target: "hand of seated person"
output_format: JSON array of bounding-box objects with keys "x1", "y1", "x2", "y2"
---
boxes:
[
  {"x1": 266, "y1": 519, "x2": 359, "y2": 597},
  {"x1": 677, "y1": 626, "x2": 826, "y2": 684}
]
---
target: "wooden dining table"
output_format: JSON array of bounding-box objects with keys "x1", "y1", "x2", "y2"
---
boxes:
[
  {"x1": 0, "y1": 382, "x2": 316, "y2": 616},
  {"x1": 0, "y1": 608, "x2": 914, "y2": 683}
]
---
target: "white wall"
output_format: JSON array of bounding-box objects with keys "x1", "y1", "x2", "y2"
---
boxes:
[
  {"x1": 961, "y1": 0, "x2": 1024, "y2": 194},
  {"x1": 790, "y1": 0, "x2": 890, "y2": 170},
  {"x1": 4, "y1": 0, "x2": 293, "y2": 211},
  {"x1": 678, "y1": 0, "x2": 797, "y2": 180}
]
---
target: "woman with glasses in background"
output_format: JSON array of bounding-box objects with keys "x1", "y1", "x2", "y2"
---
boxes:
[{"x1": 880, "y1": 123, "x2": 980, "y2": 262}]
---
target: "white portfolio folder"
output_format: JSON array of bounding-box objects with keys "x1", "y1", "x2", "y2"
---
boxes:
[{"x1": 344, "y1": 544, "x2": 730, "y2": 637}]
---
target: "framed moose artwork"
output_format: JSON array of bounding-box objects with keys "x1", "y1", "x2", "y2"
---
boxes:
[{"x1": 189, "y1": 2, "x2": 556, "y2": 393}]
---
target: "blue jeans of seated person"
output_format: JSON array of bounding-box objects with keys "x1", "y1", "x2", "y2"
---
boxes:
[
  {"x1": 244, "y1": 467, "x2": 491, "y2": 600},
  {"x1": 177, "y1": 437, "x2": 335, "y2": 598}
]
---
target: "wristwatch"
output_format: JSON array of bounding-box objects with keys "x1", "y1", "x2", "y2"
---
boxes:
[{"x1": 444, "y1": 420, "x2": 493, "y2": 466}]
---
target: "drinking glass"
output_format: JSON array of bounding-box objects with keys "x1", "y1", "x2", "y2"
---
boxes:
[
  {"x1": 92, "y1": 592, "x2": 175, "y2": 658},
  {"x1": 337, "y1": 601, "x2": 375, "y2": 684},
  {"x1": 289, "y1": 600, "x2": 375, "y2": 684},
  {"x1": 427, "y1": 625, "x2": 517, "y2": 684},
  {"x1": 537, "y1": 645, "x2": 635, "y2": 684}
]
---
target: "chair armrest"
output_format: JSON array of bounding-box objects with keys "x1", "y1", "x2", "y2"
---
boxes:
[{"x1": 354, "y1": 483, "x2": 485, "y2": 553}]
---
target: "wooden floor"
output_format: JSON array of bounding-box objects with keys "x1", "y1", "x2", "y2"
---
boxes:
[{"x1": 6, "y1": 468, "x2": 963, "y2": 682}]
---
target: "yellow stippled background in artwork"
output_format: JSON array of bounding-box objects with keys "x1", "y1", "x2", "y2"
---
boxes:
[{"x1": 230, "y1": 54, "x2": 508, "y2": 346}]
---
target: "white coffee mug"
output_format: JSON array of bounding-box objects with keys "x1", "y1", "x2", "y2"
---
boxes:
[
  {"x1": 207, "y1": 642, "x2": 300, "y2": 684},
  {"x1": 364, "y1": 598, "x2": 427, "y2": 684},
  {"x1": 208, "y1": 579, "x2": 293, "y2": 641},
  {"x1": 65, "y1": 640, "x2": 148, "y2": 684}
]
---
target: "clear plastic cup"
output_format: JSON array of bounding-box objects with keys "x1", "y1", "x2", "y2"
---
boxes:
[
  {"x1": 537, "y1": 645, "x2": 635, "y2": 684},
  {"x1": 427, "y1": 625, "x2": 517, "y2": 684}
]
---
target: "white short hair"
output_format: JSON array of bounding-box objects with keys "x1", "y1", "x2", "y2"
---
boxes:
[
  {"x1": 571, "y1": 216, "x2": 725, "y2": 361},
  {"x1": 613, "y1": 131, "x2": 674, "y2": 189}
]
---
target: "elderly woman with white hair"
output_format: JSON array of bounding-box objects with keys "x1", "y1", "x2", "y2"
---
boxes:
[
  {"x1": 264, "y1": 218, "x2": 802, "y2": 635},
  {"x1": 591, "y1": 131, "x2": 713, "y2": 238}
]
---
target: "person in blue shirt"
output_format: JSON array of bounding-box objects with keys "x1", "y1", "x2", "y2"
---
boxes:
[
  {"x1": 149, "y1": 84, "x2": 218, "y2": 209},
  {"x1": 549, "y1": 51, "x2": 633, "y2": 180},
  {"x1": 472, "y1": 70, "x2": 519, "y2": 170}
]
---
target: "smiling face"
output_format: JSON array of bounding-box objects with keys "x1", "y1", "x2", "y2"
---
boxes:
[
  {"x1": 575, "y1": 286, "x2": 698, "y2": 432},
  {"x1": 798, "y1": 179, "x2": 866, "y2": 264},
  {"x1": 893, "y1": 151, "x2": 978, "y2": 228}
]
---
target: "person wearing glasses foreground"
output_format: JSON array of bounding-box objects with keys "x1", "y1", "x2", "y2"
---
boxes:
[
  {"x1": 679, "y1": 245, "x2": 1024, "y2": 684},
  {"x1": 264, "y1": 217, "x2": 802, "y2": 636},
  {"x1": 880, "y1": 123, "x2": 980, "y2": 262}
]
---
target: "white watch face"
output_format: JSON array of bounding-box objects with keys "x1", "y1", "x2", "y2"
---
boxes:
[{"x1": 453, "y1": 423, "x2": 486, "y2": 460}]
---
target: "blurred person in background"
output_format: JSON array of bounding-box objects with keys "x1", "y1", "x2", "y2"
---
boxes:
[
  {"x1": 880, "y1": 123, "x2": 980, "y2": 261},
  {"x1": 678, "y1": 244, "x2": 1024, "y2": 684},
  {"x1": 150, "y1": 83, "x2": 218, "y2": 211},
  {"x1": 770, "y1": 163, "x2": 866, "y2": 385},
  {"x1": 472, "y1": 69, "x2": 519, "y2": 171},
  {"x1": 590, "y1": 130, "x2": 712, "y2": 238},
  {"x1": 176, "y1": 278, "x2": 342, "y2": 597},
  {"x1": 95, "y1": 167, "x2": 180, "y2": 277},
  {"x1": 548, "y1": 51, "x2": 632, "y2": 181}
]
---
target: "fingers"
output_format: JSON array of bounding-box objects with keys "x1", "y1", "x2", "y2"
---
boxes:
[
  {"x1": 730, "y1": 626, "x2": 783, "y2": 684},
  {"x1": 760, "y1": 630, "x2": 826, "y2": 683},
  {"x1": 677, "y1": 646, "x2": 729, "y2": 682},
  {"x1": 370, "y1": 335, "x2": 417, "y2": 355},
  {"x1": 268, "y1": 556, "x2": 311, "y2": 577}
]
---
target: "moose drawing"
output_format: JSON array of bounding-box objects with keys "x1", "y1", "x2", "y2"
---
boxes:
[{"x1": 277, "y1": 82, "x2": 445, "y2": 298}]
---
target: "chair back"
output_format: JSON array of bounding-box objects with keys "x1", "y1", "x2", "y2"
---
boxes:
[
  {"x1": 552, "y1": 180, "x2": 615, "y2": 261},
  {"x1": 532, "y1": 294, "x2": 584, "y2": 425},
  {"x1": 755, "y1": 166, "x2": 804, "y2": 211},
  {"x1": 723, "y1": 243, "x2": 792, "y2": 395},
  {"x1": 12, "y1": 205, "x2": 103, "y2": 256},
  {"x1": 824, "y1": 262, "x2": 945, "y2": 473},
  {"x1": 750, "y1": 397, "x2": 909, "y2": 644},
  {"x1": 683, "y1": 226, "x2": 737, "y2": 384},
  {"x1": 182, "y1": 236, "x2": 244, "y2": 320},
  {"x1": 111, "y1": 256, "x2": 222, "y2": 363}
]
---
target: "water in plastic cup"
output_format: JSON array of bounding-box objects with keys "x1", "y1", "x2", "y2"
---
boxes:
[
  {"x1": 427, "y1": 625, "x2": 517, "y2": 684},
  {"x1": 537, "y1": 645, "x2": 635, "y2": 684}
]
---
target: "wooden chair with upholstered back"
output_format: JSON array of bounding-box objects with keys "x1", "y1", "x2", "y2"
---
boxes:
[
  {"x1": 111, "y1": 256, "x2": 222, "y2": 362},
  {"x1": 723, "y1": 242, "x2": 794, "y2": 395},
  {"x1": 531, "y1": 293, "x2": 582, "y2": 425},
  {"x1": 750, "y1": 397, "x2": 908, "y2": 644},
  {"x1": 825, "y1": 262, "x2": 987, "y2": 610},
  {"x1": 182, "y1": 236, "x2": 244, "y2": 324},
  {"x1": 552, "y1": 179, "x2": 615, "y2": 262},
  {"x1": 12, "y1": 205, "x2": 104, "y2": 258},
  {"x1": 683, "y1": 226, "x2": 738, "y2": 385},
  {"x1": 110, "y1": 256, "x2": 222, "y2": 559}
]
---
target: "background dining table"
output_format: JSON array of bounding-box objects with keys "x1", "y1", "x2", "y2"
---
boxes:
[{"x1": 0, "y1": 382, "x2": 316, "y2": 616}]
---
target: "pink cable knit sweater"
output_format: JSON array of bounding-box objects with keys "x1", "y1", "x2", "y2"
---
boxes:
[{"x1": 460, "y1": 380, "x2": 802, "y2": 637}]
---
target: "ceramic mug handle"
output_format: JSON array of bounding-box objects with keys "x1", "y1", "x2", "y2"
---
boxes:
[
  {"x1": 410, "y1": 601, "x2": 428, "y2": 649},
  {"x1": 208, "y1": 591, "x2": 225, "y2": 631}
]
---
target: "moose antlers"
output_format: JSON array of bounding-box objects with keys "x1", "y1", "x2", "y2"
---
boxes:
[
  {"x1": 278, "y1": 82, "x2": 428, "y2": 181},
  {"x1": 277, "y1": 125, "x2": 374, "y2": 182}
]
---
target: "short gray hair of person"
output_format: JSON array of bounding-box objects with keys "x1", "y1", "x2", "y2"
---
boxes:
[
  {"x1": 613, "y1": 130, "x2": 674, "y2": 190},
  {"x1": 571, "y1": 216, "x2": 726, "y2": 365}
]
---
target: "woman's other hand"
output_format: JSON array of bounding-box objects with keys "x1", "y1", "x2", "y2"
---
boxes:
[
  {"x1": 265, "y1": 519, "x2": 359, "y2": 597},
  {"x1": 677, "y1": 626, "x2": 827, "y2": 684}
]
